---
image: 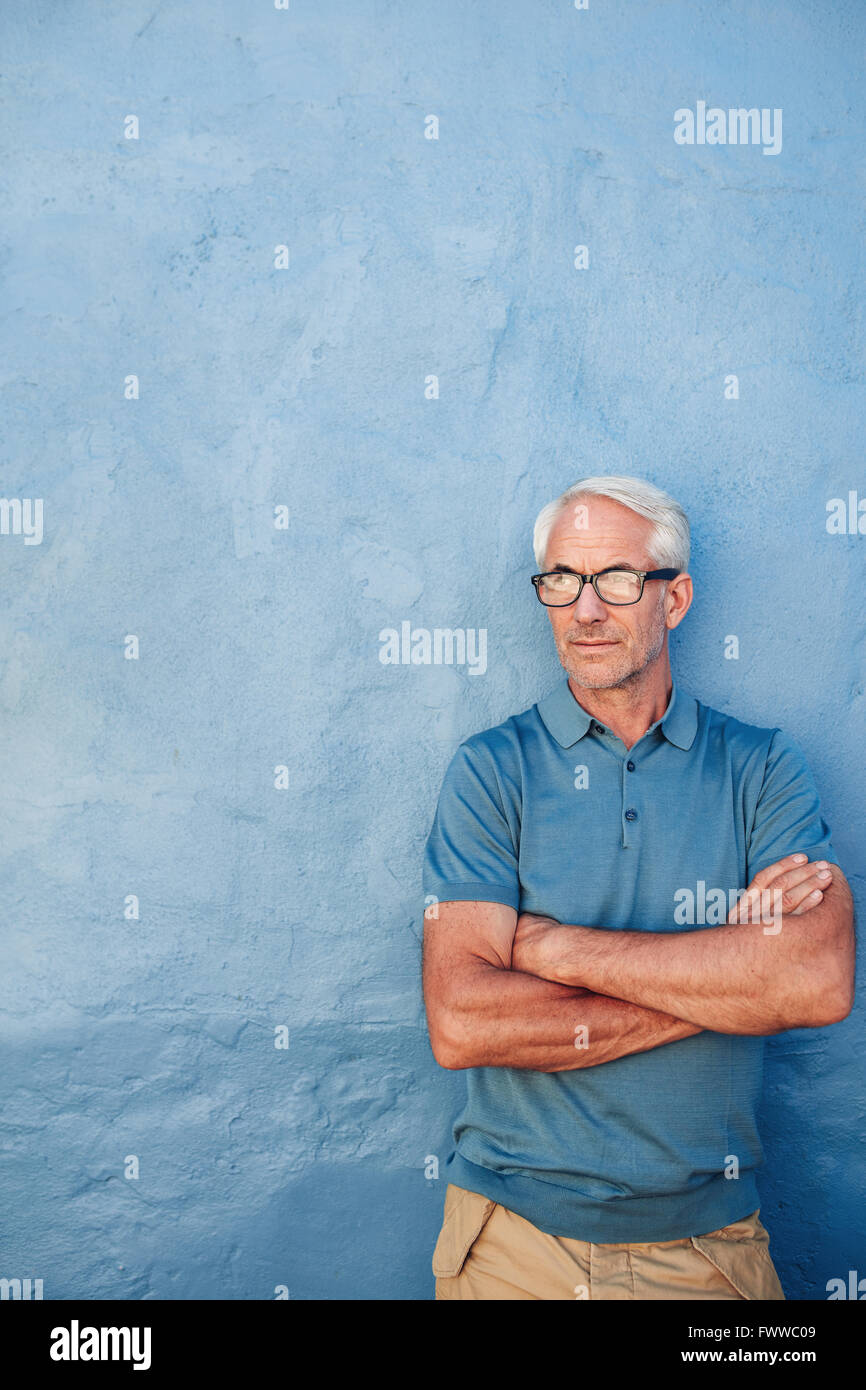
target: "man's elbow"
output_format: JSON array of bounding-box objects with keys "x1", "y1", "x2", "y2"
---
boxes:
[
  {"x1": 427, "y1": 1009, "x2": 476, "y2": 1070},
  {"x1": 809, "y1": 976, "x2": 855, "y2": 1027},
  {"x1": 792, "y1": 901, "x2": 856, "y2": 1028},
  {"x1": 430, "y1": 1033, "x2": 471, "y2": 1070},
  {"x1": 810, "y1": 881, "x2": 856, "y2": 1026},
  {"x1": 799, "y1": 963, "x2": 855, "y2": 1028}
]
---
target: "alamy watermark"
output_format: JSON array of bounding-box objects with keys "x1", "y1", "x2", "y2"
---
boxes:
[
  {"x1": 379, "y1": 621, "x2": 487, "y2": 676},
  {"x1": 674, "y1": 103, "x2": 782, "y2": 156},
  {"x1": 0, "y1": 1276, "x2": 43, "y2": 1299},
  {"x1": 675, "y1": 881, "x2": 783, "y2": 935},
  {"x1": 0, "y1": 497, "x2": 43, "y2": 544}
]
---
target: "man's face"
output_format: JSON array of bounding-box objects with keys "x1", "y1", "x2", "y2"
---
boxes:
[{"x1": 540, "y1": 496, "x2": 671, "y2": 690}]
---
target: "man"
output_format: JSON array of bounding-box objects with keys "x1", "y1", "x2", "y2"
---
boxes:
[{"x1": 422, "y1": 475, "x2": 854, "y2": 1301}]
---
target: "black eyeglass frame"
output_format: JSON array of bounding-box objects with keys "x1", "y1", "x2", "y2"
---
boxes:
[{"x1": 531, "y1": 567, "x2": 681, "y2": 607}]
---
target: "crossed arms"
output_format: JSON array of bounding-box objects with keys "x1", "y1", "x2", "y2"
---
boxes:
[{"x1": 422, "y1": 856, "x2": 855, "y2": 1072}]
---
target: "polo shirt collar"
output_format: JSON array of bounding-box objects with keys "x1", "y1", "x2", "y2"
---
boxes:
[{"x1": 537, "y1": 676, "x2": 698, "y2": 751}]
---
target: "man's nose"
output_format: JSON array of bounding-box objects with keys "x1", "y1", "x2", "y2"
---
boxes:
[{"x1": 573, "y1": 581, "x2": 609, "y2": 619}]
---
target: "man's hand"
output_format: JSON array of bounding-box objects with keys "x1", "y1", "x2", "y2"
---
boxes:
[{"x1": 726, "y1": 853, "x2": 833, "y2": 923}]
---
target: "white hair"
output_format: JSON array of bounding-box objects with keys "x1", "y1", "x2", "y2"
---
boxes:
[{"x1": 532, "y1": 475, "x2": 690, "y2": 572}]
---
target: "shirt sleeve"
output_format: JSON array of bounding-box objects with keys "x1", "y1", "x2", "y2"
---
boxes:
[
  {"x1": 422, "y1": 738, "x2": 521, "y2": 911},
  {"x1": 746, "y1": 729, "x2": 839, "y2": 881}
]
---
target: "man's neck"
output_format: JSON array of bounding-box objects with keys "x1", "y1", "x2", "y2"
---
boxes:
[{"x1": 566, "y1": 675, "x2": 673, "y2": 751}]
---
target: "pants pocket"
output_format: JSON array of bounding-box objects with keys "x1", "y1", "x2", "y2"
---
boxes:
[
  {"x1": 432, "y1": 1184, "x2": 498, "y2": 1279},
  {"x1": 690, "y1": 1211, "x2": 785, "y2": 1300}
]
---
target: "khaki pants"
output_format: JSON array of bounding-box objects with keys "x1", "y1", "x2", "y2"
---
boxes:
[{"x1": 433, "y1": 1183, "x2": 786, "y2": 1300}]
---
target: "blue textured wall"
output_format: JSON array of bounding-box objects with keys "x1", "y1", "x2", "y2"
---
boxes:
[{"x1": 1, "y1": 0, "x2": 863, "y2": 1301}]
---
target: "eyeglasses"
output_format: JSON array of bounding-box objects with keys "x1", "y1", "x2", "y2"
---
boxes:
[{"x1": 531, "y1": 567, "x2": 681, "y2": 607}]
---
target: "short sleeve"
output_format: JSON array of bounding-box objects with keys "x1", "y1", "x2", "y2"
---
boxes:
[
  {"x1": 746, "y1": 729, "x2": 839, "y2": 881},
  {"x1": 422, "y1": 740, "x2": 520, "y2": 910}
]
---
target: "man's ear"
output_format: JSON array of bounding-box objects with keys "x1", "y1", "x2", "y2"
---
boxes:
[{"x1": 666, "y1": 574, "x2": 693, "y2": 628}]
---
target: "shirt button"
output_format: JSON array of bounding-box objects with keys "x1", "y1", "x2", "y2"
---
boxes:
[
  {"x1": 626, "y1": 760, "x2": 635, "y2": 771},
  {"x1": 593, "y1": 722, "x2": 605, "y2": 734},
  {"x1": 625, "y1": 808, "x2": 638, "y2": 821}
]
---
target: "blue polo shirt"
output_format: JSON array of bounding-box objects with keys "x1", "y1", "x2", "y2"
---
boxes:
[{"x1": 422, "y1": 677, "x2": 840, "y2": 1242}]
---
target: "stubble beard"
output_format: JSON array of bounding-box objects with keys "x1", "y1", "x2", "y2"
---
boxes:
[{"x1": 558, "y1": 596, "x2": 668, "y2": 692}]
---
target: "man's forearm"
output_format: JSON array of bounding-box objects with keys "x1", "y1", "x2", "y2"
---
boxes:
[
  {"x1": 519, "y1": 885, "x2": 854, "y2": 1034},
  {"x1": 435, "y1": 960, "x2": 702, "y2": 1071}
]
